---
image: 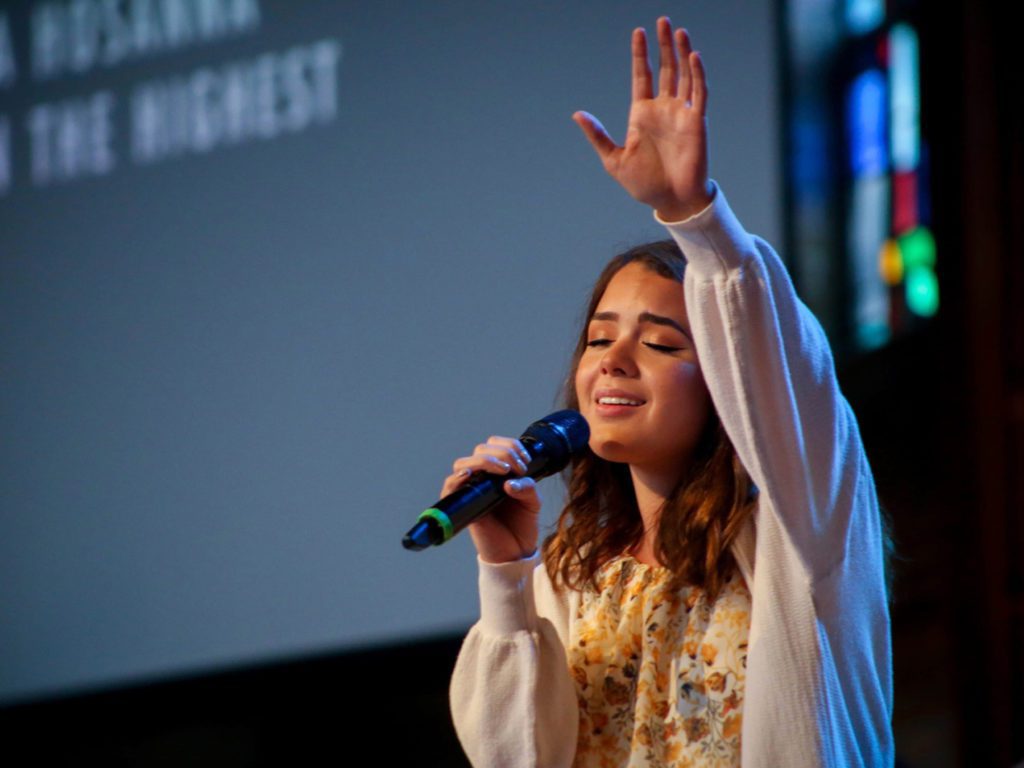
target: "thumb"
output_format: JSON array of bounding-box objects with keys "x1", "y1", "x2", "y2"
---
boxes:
[
  {"x1": 573, "y1": 110, "x2": 619, "y2": 164},
  {"x1": 504, "y1": 476, "x2": 541, "y2": 511}
]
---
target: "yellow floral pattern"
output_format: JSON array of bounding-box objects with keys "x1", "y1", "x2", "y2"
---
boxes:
[{"x1": 567, "y1": 555, "x2": 751, "y2": 767}]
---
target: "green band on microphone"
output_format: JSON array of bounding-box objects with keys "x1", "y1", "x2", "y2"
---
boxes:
[{"x1": 418, "y1": 507, "x2": 453, "y2": 541}]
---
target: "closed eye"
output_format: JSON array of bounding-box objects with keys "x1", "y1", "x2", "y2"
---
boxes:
[
  {"x1": 586, "y1": 339, "x2": 684, "y2": 353},
  {"x1": 645, "y1": 343, "x2": 685, "y2": 353}
]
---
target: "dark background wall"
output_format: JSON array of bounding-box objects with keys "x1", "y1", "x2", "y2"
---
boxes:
[{"x1": 840, "y1": 0, "x2": 1023, "y2": 765}]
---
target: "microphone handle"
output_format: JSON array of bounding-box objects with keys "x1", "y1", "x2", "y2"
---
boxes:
[
  {"x1": 402, "y1": 434, "x2": 547, "y2": 551},
  {"x1": 403, "y1": 473, "x2": 505, "y2": 550}
]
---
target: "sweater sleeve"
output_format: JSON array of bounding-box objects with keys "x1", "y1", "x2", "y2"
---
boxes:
[
  {"x1": 656, "y1": 182, "x2": 871, "y2": 582},
  {"x1": 449, "y1": 552, "x2": 579, "y2": 768}
]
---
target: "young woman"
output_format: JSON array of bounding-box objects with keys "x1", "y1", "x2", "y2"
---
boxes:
[{"x1": 445, "y1": 17, "x2": 893, "y2": 767}]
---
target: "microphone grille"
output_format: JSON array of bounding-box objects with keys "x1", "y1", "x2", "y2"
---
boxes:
[{"x1": 538, "y1": 409, "x2": 590, "y2": 454}]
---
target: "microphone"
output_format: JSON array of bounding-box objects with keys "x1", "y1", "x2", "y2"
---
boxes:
[{"x1": 402, "y1": 409, "x2": 589, "y2": 551}]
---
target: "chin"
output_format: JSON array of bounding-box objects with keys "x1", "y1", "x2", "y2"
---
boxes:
[{"x1": 589, "y1": 438, "x2": 632, "y2": 465}]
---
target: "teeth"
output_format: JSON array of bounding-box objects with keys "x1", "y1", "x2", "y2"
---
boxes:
[{"x1": 599, "y1": 397, "x2": 643, "y2": 406}]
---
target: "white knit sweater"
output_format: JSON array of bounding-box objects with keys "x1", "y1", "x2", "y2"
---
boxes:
[{"x1": 449, "y1": 183, "x2": 894, "y2": 767}]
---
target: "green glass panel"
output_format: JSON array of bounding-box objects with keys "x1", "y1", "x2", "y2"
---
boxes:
[{"x1": 905, "y1": 265, "x2": 939, "y2": 316}]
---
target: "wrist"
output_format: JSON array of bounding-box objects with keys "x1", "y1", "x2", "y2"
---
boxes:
[
  {"x1": 479, "y1": 550, "x2": 536, "y2": 565},
  {"x1": 469, "y1": 526, "x2": 537, "y2": 564},
  {"x1": 653, "y1": 180, "x2": 715, "y2": 222},
  {"x1": 477, "y1": 543, "x2": 538, "y2": 564}
]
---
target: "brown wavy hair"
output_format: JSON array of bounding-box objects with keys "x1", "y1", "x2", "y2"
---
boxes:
[{"x1": 542, "y1": 240, "x2": 757, "y2": 602}]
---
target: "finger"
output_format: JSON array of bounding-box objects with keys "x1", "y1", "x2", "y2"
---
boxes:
[
  {"x1": 485, "y1": 436, "x2": 532, "y2": 466},
  {"x1": 631, "y1": 27, "x2": 653, "y2": 101},
  {"x1": 440, "y1": 465, "x2": 473, "y2": 496},
  {"x1": 572, "y1": 111, "x2": 621, "y2": 167},
  {"x1": 489, "y1": 444, "x2": 531, "y2": 472},
  {"x1": 657, "y1": 16, "x2": 678, "y2": 97},
  {"x1": 452, "y1": 454, "x2": 511, "y2": 482},
  {"x1": 479, "y1": 445, "x2": 529, "y2": 474},
  {"x1": 475, "y1": 444, "x2": 528, "y2": 474},
  {"x1": 676, "y1": 28, "x2": 693, "y2": 104},
  {"x1": 690, "y1": 51, "x2": 708, "y2": 115},
  {"x1": 470, "y1": 449, "x2": 520, "y2": 474},
  {"x1": 443, "y1": 452, "x2": 516, "y2": 496}
]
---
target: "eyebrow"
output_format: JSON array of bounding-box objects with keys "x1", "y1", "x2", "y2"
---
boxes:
[{"x1": 590, "y1": 311, "x2": 693, "y2": 342}]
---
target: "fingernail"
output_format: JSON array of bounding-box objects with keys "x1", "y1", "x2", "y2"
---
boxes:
[
  {"x1": 498, "y1": 460, "x2": 511, "y2": 470},
  {"x1": 508, "y1": 479, "x2": 523, "y2": 492}
]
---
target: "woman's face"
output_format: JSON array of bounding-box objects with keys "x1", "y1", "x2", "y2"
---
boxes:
[{"x1": 575, "y1": 262, "x2": 711, "y2": 481}]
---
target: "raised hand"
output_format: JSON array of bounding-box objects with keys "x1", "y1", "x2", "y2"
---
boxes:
[
  {"x1": 573, "y1": 16, "x2": 714, "y2": 222},
  {"x1": 440, "y1": 436, "x2": 541, "y2": 564}
]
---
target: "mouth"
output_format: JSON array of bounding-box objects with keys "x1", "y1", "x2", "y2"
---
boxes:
[
  {"x1": 593, "y1": 394, "x2": 646, "y2": 416},
  {"x1": 596, "y1": 396, "x2": 645, "y2": 406}
]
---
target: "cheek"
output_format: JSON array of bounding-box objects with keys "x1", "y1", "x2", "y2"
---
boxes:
[
  {"x1": 666, "y1": 362, "x2": 710, "y2": 412},
  {"x1": 574, "y1": 358, "x2": 593, "y2": 404}
]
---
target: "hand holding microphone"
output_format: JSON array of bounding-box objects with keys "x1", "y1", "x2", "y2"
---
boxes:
[
  {"x1": 445, "y1": 435, "x2": 542, "y2": 564},
  {"x1": 402, "y1": 410, "x2": 589, "y2": 563}
]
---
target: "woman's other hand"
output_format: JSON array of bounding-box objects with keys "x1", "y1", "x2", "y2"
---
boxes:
[
  {"x1": 573, "y1": 16, "x2": 714, "y2": 222},
  {"x1": 440, "y1": 436, "x2": 541, "y2": 564}
]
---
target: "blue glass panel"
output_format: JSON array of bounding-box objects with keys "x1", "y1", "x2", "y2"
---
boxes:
[
  {"x1": 845, "y1": 0, "x2": 885, "y2": 35},
  {"x1": 846, "y1": 69, "x2": 888, "y2": 177},
  {"x1": 848, "y1": 174, "x2": 892, "y2": 349},
  {"x1": 889, "y1": 24, "x2": 920, "y2": 172}
]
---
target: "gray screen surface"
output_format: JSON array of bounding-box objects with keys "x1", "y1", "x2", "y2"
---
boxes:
[{"x1": 0, "y1": 0, "x2": 779, "y2": 704}]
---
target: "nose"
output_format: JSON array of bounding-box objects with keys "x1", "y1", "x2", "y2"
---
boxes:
[{"x1": 600, "y1": 337, "x2": 637, "y2": 377}]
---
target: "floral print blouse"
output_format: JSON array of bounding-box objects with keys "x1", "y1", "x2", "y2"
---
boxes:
[{"x1": 567, "y1": 555, "x2": 752, "y2": 767}]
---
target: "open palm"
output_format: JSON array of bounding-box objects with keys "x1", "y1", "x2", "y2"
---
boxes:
[{"x1": 574, "y1": 17, "x2": 713, "y2": 221}]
